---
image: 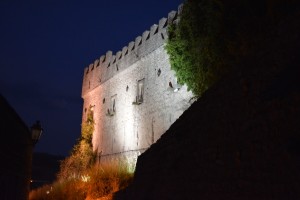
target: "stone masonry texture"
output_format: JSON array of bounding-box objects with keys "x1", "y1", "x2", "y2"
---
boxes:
[{"x1": 81, "y1": 5, "x2": 193, "y2": 165}]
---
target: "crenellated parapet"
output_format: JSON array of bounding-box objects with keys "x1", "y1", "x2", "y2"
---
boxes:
[{"x1": 82, "y1": 4, "x2": 181, "y2": 97}]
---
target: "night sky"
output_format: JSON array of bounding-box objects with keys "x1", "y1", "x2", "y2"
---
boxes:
[{"x1": 0, "y1": 0, "x2": 183, "y2": 156}]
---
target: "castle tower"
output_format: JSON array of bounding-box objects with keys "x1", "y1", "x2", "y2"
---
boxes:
[{"x1": 81, "y1": 5, "x2": 193, "y2": 170}]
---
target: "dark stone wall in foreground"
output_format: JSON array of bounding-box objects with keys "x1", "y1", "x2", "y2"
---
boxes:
[
  {"x1": 0, "y1": 95, "x2": 32, "y2": 200},
  {"x1": 114, "y1": 8, "x2": 300, "y2": 200}
]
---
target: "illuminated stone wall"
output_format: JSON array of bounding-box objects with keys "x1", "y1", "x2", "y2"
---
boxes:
[{"x1": 81, "y1": 5, "x2": 193, "y2": 166}]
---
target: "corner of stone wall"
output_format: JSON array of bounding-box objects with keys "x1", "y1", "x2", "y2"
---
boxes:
[{"x1": 98, "y1": 150, "x2": 146, "y2": 173}]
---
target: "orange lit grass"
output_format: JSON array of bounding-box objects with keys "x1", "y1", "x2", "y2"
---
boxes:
[{"x1": 29, "y1": 161, "x2": 133, "y2": 200}]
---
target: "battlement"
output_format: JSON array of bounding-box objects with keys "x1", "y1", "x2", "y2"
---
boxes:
[
  {"x1": 81, "y1": 3, "x2": 194, "y2": 166},
  {"x1": 82, "y1": 4, "x2": 182, "y2": 97}
]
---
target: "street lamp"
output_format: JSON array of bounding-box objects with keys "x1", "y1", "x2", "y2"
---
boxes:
[{"x1": 31, "y1": 120, "x2": 43, "y2": 146}]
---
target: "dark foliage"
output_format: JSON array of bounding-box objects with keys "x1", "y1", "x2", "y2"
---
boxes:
[{"x1": 165, "y1": 0, "x2": 299, "y2": 96}]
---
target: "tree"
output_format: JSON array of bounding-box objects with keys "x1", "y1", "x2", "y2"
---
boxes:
[
  {"x1": 165, "y1": 0, "x2": 293, "y2": 97},
  {"x1": 165, "y1": 0, "x2": 225, "y2": 97},
  {"x1": 58, "y1": 106, "x2": 96, "y2": 180}
]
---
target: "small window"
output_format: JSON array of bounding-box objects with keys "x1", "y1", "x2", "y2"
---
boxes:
[
  {"x1": 157, "y1": 69, "x2": 161, "y2": 76},
  {"x1": 137, "y1": 79, "x2": 144, "y2": 103},
  {"x1": 111, "y1": 96, "x2": 116, "y2": 112},
  {"x1": 168, "y1": 81, "x2": 181, "y2": 92},
  {"x1": 107, "y1": 95, "x2": 116, "y2": 116},
  {"x1": 125, "y1": 49, "x2": 128, "y2": 55},
  {"x1": 161, "y1": 33, "x2": 165, "y2": 40},
  {"x1": 87, "y1": 105, "x2": 94, "y2": 122},
  {"x1": 133, "y1": 79, "x2": 144, "y2": 105}
]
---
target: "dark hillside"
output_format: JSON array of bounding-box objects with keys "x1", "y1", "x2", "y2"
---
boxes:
[{"x1": 115, "y1": 4, "x2": 300, "y2": 200}]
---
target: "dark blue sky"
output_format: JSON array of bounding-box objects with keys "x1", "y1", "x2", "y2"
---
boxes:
[{"x1": 0, "y1": 0, "x2": 183, "y2": 156}]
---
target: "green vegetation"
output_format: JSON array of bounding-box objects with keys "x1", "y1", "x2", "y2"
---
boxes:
[
  {"x1": 29, "y1": 162, "x2": 133, "y2": 200},
  {"x1": 58, "y1": 106, "x2": 96, "y2": 180},
  {"x1": 166, "y1": 0, "x2": 225, "y2": 96},
  {"x1": 165, "y1": 0, "x2": 297, "y2": 97}
]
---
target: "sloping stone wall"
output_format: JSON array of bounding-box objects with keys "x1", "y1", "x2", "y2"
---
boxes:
[{"x1": 114, "y1": 9, "x2": 300, "y2": 200}]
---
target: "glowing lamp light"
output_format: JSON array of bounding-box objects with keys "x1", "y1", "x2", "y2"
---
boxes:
[
  {"x1": 174, "y1": 83, "x2": 182, "y2": 92},
  {"x1": 174, "y1": 83, "x2": 181, "y2": 92},
  {"x1": 31, "y1": 120, "x2": 43, "y2": 146},
  {"x1": 90, "y1": 104, "x2": 95, "y2": 111},
  {"x1": 168, "y1": 81, "x2": 181, "y2": 92}
]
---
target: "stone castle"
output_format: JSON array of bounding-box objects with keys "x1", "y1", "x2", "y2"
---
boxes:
[{"x1": 81, "y1": 5, "x2": 193, "y2": 168}]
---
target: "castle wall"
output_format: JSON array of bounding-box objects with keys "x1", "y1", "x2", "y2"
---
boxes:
[{"x1": 81, "y1": 5, "x2": 193, "y2": 166}]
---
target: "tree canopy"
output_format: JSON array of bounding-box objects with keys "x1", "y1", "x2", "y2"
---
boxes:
[
  {"x1": 165, "y1": 0, "x2": 297, "y2": 97},
  {"x1": 165, "y1": 0, "x2": 225, "y2": 96}
]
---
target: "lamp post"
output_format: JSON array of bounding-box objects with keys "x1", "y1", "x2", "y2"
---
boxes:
[
  {"x1": 30, "y1": 120, "x2": 43, "y2": 146},
  {"x1": 29, "y1": 120, "x2": 43, "y2": 193}
]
